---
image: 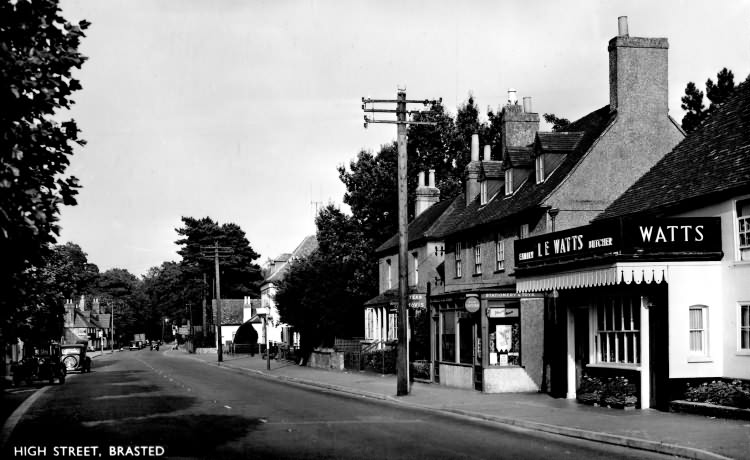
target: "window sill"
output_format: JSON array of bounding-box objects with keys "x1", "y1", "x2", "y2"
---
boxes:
[
  {"x1": 486, "y1": 364, "x2": 523, "y2": 369},
  {"x1": 436, "y1": 361, "x2": 473, "y2": 368},
  {"x1": 586, "y1": 363, "x2": 642, "y2": 371},
  {"x1": 687, "y1": 357, "x2": 713, "y2": 363},
  {"x1": 736, "y1": 350, "x2": 750, "y2": 356},
  {"x1": 472, "y1": 273, "x2": 482, "y2": 277},
  {"x1": 493, "y1": 269, "x2": 505, "y2": 274}
]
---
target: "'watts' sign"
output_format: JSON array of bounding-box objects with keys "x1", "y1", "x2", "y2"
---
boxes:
[{"x1": 514, "y1": 217, "x2": 721, "y2": 266}]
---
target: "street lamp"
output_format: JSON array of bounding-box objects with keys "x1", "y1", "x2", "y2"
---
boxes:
[{"x1": 162, "y1": 318, "x2": 169, "y2": 344}]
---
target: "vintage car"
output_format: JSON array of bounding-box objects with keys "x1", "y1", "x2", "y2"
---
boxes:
[
  {"x1": 60, "y1": 344, "x2": 92, "y2": 373},
  {"x1": 12, "y1": 345, "x2": 66, "y2": 386}
]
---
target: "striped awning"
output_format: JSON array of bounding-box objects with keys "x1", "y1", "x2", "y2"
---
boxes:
[{"x1": 516, "y1": 263, "x2": 669, "y2": 293}]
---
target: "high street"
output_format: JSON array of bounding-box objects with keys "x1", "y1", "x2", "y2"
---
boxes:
[{"x1": 3, "y1": 350, "x2": 675, "y2": 460}]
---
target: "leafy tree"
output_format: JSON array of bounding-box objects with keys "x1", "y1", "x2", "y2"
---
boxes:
[
  {"x1": 175, "y1": 216, "x2": 262, "y2": 300},
  {"x1": 681, "y1": 68, "x2": 735, "y2": 133},
  {"x1": 97, "y1": 268, "x2": 146, "y2": 344},
  {"x1": 45, "y1": 242, "x2": 100, "y2": 300},
  {"x1": 543, "y1": 113, "x2": 571, "y2": 132},
  {"x1": 142, "y1": 261, "x2": 189, "y2": 340},
  {"x1": 0, "y1": 0, "x2": 89, "y2": 344}
]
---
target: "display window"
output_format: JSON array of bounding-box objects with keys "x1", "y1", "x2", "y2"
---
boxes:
[{"x1": 487, "y1": 302, "x2": 521, "y2": 366}]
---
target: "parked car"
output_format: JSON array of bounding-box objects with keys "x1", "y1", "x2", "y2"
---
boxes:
[
  {"x1": 12, "y1": 345, "x2": 66, "y2": 386},
  {"x1": 60, "y1": 344, "x2": 91, "y2": 373}
]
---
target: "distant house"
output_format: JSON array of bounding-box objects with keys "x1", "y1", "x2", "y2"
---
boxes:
[
  {"x1": 260, "y1": 235, "x2": 318, "y2": 349},
  {"x1": 212, "y1": 297, "x2": 259, "y2": 350},
  {"x1": 515, "y1": 74, "x2": 750, "y2": 409},
  {"x1": 62, "y1": 297, "x2": 111, "y2": 350}
]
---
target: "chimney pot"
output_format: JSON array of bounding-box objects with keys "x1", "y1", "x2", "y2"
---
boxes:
[
  {"x1": 507, "y1": 88, "x2": 518, "y2": 105},
  {"x1": 418, "y1": 171, "x2": 426, "y2": 187},
  {"x1": 522, "y1": 97, "x2": 533, "y2": 113},
  {"x1": 471, "y1": 133, "x2": 480, "y2": 161},
  {"x1": 428, "y1": 169, "x2": 436, "y2": 187},
  {"x1": 483, "y1": 145, "x2": 491, "y2": 161},
  {"x1": 618, "y1": 16, "x2": 628, "y2": 36}
]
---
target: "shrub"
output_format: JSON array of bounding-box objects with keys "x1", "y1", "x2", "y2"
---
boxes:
[
  {"x1": 685, "y1": 380, "x2": 750, "y2": 409},
  {"x1": 411, "y1": 360, "x2": 431, "y2": 380},
  {"x1": 365, "y1": 348, "x2": 397, "y2": 374},
  {"x1": 577, "y1": 375, "x2": 638, "y2": 408}
]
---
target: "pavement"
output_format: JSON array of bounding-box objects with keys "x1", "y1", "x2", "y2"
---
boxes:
[{"x1": 172, "y1": 349, "x2": 750, "y2": 460}]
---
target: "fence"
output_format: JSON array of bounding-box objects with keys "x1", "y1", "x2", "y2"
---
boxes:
[{"x1": 334, "y1": 337, "x2": 364, "y2": 370}]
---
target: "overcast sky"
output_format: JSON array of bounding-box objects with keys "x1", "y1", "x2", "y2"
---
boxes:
[{"x1": 56, "y1": 0, "x2": 750, "y2": 276}]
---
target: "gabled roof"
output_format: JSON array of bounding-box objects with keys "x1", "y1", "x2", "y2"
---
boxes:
[
  {"x1": 438, "y1": 105, "x2": 614, "y2": 238},
  {"x1": 596, "y1": 77, "x2": 750, "y2": 220},
  {"x1": 375, "y1": 196, "x2": 462, "y2": 255},
  {"x1": 535, "y1": 131, "x2": 585, "y2": 154},
  {"x1": 263, "y1": 235, "x2": 318, "y2": 284}
]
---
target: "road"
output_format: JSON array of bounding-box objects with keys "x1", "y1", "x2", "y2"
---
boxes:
[{"x1": 4, "y1": 350, "x2": 674, "y2": 459}]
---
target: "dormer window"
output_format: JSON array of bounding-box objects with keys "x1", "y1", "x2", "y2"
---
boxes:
[
  {"x1": 504, "y1": 169, "x2": 513, "y2": 195},
  {"x1": 535, "y1": 155, "x2": 545, "y2": 184},
  {"x1": 480, "y1": 180, "x2": 488, "y2": 205}
]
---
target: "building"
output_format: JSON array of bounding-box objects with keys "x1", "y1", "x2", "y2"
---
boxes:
[
  {"x1": 364, "y1": 170, "x2": 459, "y2": 368},
  {"x1": 212, "y1": 297, "x2": 259, "y2": 350},
  {"x1": 428, "y1": 17, "x2": 684, "y2": 393},
  {"x1": 515, "y1": 74, "x2": 750, "y2": 409},
  {"x1": 62, "y1": 297, "x2": 111, "y2": 350},
  {"x1": 259, "y1": 235, "x2": 318, "y2": 350}
]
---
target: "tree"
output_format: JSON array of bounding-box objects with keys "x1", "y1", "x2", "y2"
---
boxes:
[
  {"x1": 142, "y1": 261, "x2": 188, "y2": 340},
  {"x1": 0, "y1": 0, "x2": 89, "y2": 344},
  {"x1": 681, "y1": 68, "x2": 735, "y2": 133},
  {"x1": 543, "y1": 113, "x2": 571, "y2": 132},
  {"x1": 97, "y1": 268, "x2": 146, "y2": 344},
  {"x1": 175, "y1": 216, "x2": 262, "y2": 299},
  {"x1": 45, "y1": 242, "x2": 100, "y2": 300}
]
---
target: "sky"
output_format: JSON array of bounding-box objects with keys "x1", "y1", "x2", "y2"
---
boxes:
[{"x1": 56, "y1": 0, "x2": 750, "y2": 277}]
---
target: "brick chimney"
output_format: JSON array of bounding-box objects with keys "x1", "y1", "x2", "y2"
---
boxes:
[
  {"x1": 465, "y1": 133, "x2": 481, "y2": 205},
  {"x1": 500, "y1": 90, "x2": 539, "y2": 157},
  {"x1": 608, "y1": 16, "x2": 668, "y2": 118},
  {"x1": 415, "y1": 169, "x2": 440, "y2": 217}
]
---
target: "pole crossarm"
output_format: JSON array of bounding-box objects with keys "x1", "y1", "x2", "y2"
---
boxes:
[{"x1": 360, "y1": 89, "x2": 442, "y2": 396}]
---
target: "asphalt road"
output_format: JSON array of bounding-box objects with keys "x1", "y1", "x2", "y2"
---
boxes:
[{"x1": 4, "y1": 350, "x2": 675, "y2": 459}]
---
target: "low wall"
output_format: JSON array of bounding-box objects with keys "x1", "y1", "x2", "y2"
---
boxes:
[
  {"x1": 483, "y1": 367, "x2": 539, "y2": 393},
  {"x1": 438, "y1": 363, "x2": 473, "y2": 389},
  {"x1": 195, "y1": 347, "x2": 217, "y2": 355},
  {"x1": 308, "y1": 348, "x2": 344, "y2": 371}
]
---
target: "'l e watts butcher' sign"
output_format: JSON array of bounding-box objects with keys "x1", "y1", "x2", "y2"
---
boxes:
[{"x1": 514, "y1": 217, "x2": 722, "y2": 267}]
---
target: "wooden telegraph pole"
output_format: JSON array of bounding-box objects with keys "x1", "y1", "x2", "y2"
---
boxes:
[
  {"x1": 362, "y1": 89, "x2": 440, "y2": 396},
  {"x1": 200, "y1": 242, "x2": 233, "y2": 362}
]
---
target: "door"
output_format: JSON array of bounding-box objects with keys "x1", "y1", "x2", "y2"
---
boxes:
[
  {"x1": 574, "y1": 308, "x2": 589, "y2": 392},
  {"x1": 649, "y1": 299, "x2": 669, "y2": 410}
]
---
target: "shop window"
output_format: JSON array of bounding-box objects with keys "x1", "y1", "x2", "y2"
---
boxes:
[
  {"x1": 740, "y1": 303, "x2": 750, "y2": 352},
  {"x1": 689, "y1": 305, "x2": 708, "y2": 356},
  {"x1": 441, "y1": 311, "x2": 456, "y2": 362},
  {"x1": 487, "y1": 303, "x2": 521, "y2": 366},
  {"x1": 454, "y1": 242, "x2": 463, "y2": 278},
  {"x1": 737, "y1": 199, "x2": 750, "y2": 261},
  {"x1": 473, "y1": 243, "x2": 482, "y2": 275},
  {"x1": 459, "y1": 316, "x2": 474, "y2": 364},
  {"x1": 595, "y1": 296, "x2": 640, "y2": 365},
  {"x1": 495, "y1": 237, "x2": 505, "y2": 272}
]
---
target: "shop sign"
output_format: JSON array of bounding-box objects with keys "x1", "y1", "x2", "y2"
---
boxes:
[
  {"x1": 514, "y1": 217, "x2": 721, "y2": 267},
  {"x1": 389, "y1": 293, "x2": 426, "y2": 309},
  {"x1": 464, "y1": 296, "x2": 480, "y2": 313},
  {"x1": 488, "y1": 307, "x2": 519, "y2": 318},
  {"x1": 178, "y1": 326, "x2": 190, "y2": 335}
]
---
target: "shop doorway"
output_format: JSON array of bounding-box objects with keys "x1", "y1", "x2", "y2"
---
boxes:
[
  {"x1": 573, "y1": 307, "x2": 589, "y2": 392},
  {"x1": 649, "y1": 299, "x2": 669, "y2": 410}
]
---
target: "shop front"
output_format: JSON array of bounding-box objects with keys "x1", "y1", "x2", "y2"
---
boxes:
[
  {"x1": 430, "y1": 288, "x2": 544, "y2": 392},
  {"x1": 514, "y1": 217, "x2": 723, "y2": 409}
]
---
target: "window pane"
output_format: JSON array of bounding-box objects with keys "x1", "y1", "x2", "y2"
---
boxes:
[
  {"x1": 742, "y1": 305, "x2": 750, "y2": 327},
  {"x1": 742, "y1": 330, "x2": 750, "y2": 349},
  {"x1": 689, "y1": 308, "x2": 703, "y2": 329},
  {"x1": 459, "y1": 319, "x2": 473, "y2": 364}
]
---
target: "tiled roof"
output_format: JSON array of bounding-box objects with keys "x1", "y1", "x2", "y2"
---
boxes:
[
  {"x1": 438, "y1": 105, "x2": 614, "y2": 237},
  {"x1": 375, "y1": 196, "x2": 462, "y2": 255},
  {"x1": 263, "y1": 235, "x2": 318, "y2": 283},
  {"x1": 479, "y1": 162, "x2": 504, "y2": 179},
  {"x1": 505, "y1": 147, "x2": 533, "y2": 168},
  {"x1": 212, "y1": 299, "x2": 247, "y2": 325},
  {"x1": 535, "y1": 132, "x2": 585, "y2": 153},
  {"x1": 596, "y1": 77, "x2": 750, "y2": 220}
]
